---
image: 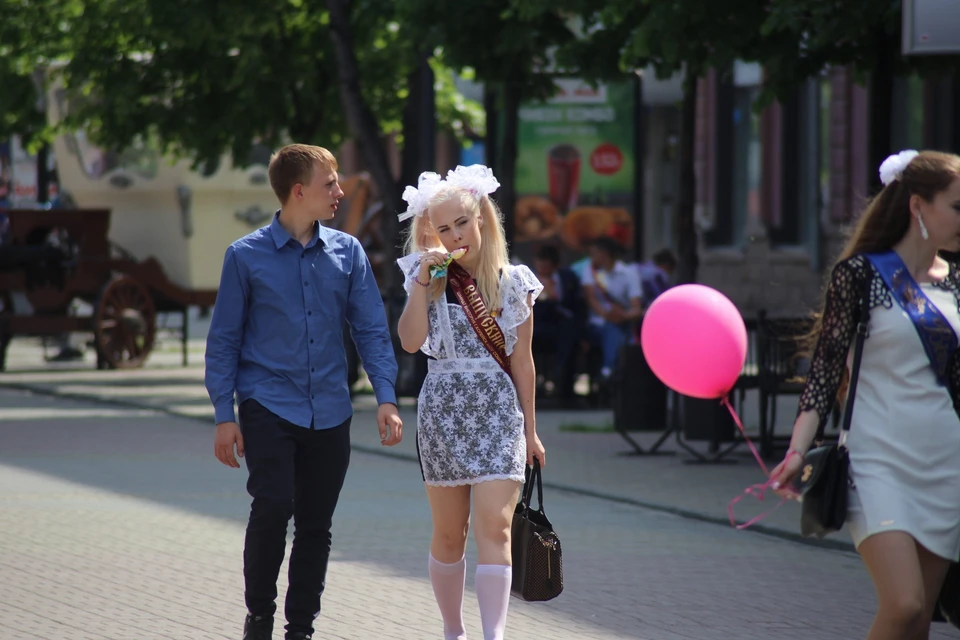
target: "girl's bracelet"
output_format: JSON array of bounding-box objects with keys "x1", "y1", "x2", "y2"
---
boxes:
[{"x1": 413, "y1": 275, "x2": 430, "y2": 288}]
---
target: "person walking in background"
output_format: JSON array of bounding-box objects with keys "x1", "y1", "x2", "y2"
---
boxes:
[
  {"x1": 205, "y1": 144, "x2": 403, "y2": 640},
  {"x1": 396, "y1": 165, "x2": 546, "y2": 640}
]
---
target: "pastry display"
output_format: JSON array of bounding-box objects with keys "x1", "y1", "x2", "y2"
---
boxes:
[
  {"x1": 559, "y1": 206, "x2": 633, "y2": 251},
  {"x1": 514, "y1": 195, "x2": 562, "y2": 241}
]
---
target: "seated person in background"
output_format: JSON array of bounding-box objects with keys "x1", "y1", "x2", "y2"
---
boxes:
[
  {"x1": 568, "y1": 254, "x2": 591, "y2": 281},
  {"x1": 582, "y1": 237, "x2": 642, "y2": 381},
  {"x1": 532, "y1": 244, "x2": 586, "y2": 404},
  {"x1": 636, "y1": 248, "x2": 677, "y2": 309}
]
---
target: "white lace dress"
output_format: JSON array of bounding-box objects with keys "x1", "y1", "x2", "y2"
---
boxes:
[{"x1": 397, "y1": 254, "x2": 543, "y2": 486}]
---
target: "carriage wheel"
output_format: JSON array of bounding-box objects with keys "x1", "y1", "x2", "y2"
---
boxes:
[{"x1": 94, "y1": 276, "x2": 157, "y2": 369}]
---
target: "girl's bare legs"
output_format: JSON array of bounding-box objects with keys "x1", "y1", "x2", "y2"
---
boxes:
[
  {"x1": 472, "y1": 480, "x2": 521, "y2": 564},
  {"x1": 859, "y1": 531, "x2": 950, "y2": 640},
  {"x1": 472, "y1": 480, "x2": 522, "y2": 640},
  {"x1": 426, "y1": 485, "x2": 471, "y2": 640}
]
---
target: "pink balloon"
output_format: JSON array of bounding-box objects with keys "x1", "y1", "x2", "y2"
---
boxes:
[{"x1": 640, "y1": 284, "x2": 747, "y2": 399}]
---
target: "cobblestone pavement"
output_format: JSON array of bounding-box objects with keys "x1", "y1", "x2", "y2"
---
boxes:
[
  {"x1": 2, "y1": 388, "x2": 959, "y2": 640},
  {"x1": 0, "y1": 348, "x2": 821, "y2": 542}
]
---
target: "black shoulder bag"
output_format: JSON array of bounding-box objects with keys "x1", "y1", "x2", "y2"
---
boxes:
[
  {"x1": 795, "y1": 271, "x2": 871, "y2": 539},
  {"x1": 511, "y1": 459, "x2": 563, "y2": 602}
]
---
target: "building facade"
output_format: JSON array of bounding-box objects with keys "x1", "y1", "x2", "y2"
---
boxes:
[
  {"x1": 339, "y1": 67, "x2": 960, "y2": 319},
  {"x1": 676, "y1": 65, "x2": 960, "y2": 318}
]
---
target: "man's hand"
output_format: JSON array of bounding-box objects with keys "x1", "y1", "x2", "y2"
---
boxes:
[
  {"x1": 214, "y1": 421, "x2": 244, "y2": 468},
  {"x1": 377, "y1": 403, "x2": 403, "y2": 446}
]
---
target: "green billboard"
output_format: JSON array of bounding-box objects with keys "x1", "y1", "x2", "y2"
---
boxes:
[{"x1": 511, "y1": 77, "x2": 638, "y2": 263}]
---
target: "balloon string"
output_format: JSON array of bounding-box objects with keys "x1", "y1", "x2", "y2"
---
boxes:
[
  {"x1": 722, "y1": 396, "x2": 768, "y2": 475},
  {"x1": 722, "y1": 395, "x2": 798, "y2": 530}
]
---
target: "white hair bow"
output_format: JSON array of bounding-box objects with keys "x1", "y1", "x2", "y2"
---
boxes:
[
  {"x1": 879, "y1": 150, "x2": 919, "y2": 186},
  {"x1": 398, "y1": 171, "x2": 443, "y2": 222},
  {"x1": 397, "y1": 165, "x2": 501, "y2": 222},
  {"x1": 445, "y1": 164, "x2": 500, "y2": 198}
]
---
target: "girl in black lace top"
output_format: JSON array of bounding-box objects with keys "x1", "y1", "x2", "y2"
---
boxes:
[{"x1": 771, "y1": 150, "x2": 960, "y2": 639}]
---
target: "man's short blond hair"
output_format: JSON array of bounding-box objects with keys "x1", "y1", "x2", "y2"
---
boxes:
[{"x1": 268, "y1": 144, "x2": 338, "y2": 204}]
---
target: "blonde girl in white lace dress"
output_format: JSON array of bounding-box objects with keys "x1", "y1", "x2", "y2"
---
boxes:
[{"x1": 397, "y1": 165, "x2": 546, "y2": 640}]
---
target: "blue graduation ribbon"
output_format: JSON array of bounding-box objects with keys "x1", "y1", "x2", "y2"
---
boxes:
[{"x1": 865, "y1": 251, "x2": 958, "y2": 386}]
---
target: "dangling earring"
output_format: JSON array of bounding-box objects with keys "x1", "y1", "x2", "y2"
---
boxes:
[{"x1": 918, "y1": 215, "x2": 930, "y2": 240}]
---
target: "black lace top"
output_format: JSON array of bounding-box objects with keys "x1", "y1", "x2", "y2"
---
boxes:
[{"x1": 797, "y1": 254, "x2": 960, "y2": 423}]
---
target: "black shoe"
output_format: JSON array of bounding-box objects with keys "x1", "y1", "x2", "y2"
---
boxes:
[
  {"x1": 285, "y1": 633, "x2": 312, "y2": 640},
  {"x1": 242, "y1": 614, "x2": 273, "y2": 640},
  {"x1": 45, "y1": 347, "x2": 84, "y2": 362}
]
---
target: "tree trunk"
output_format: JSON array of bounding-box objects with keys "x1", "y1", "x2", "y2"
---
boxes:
[
  {"x1": 399, "y1": 52, "x2": 435, "y2": 190},
  {"x1": 676, "y1": 73, "x2": 699, "y2": 285},
  {"x1": 325, "y1": 0, "x2": 401, "y2": 288},
  {"x1": 394, "y1": 52, "x2": 434, "y2": 399},
  {"x1": 499, "y1": 79, "x2": 522, "y2": 251},
  {"x1": 483, "y1": 85, "x2": 500, "y2": 177},
  {"x1": 867, "y1": 30, "x2": 894, "y2": 196}
]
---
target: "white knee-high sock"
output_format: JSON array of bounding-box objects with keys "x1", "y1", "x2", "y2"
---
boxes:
[
  {"x1": 429, "y1": 554, "x2": 467, "y2": 640},
  {"x1": 475, "y1": 564, "x2": 512, "y2": 640}
]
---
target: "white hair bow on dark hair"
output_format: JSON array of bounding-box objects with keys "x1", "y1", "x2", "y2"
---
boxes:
[{"x1": 879, "y1": 150, "x2": 919, "y2": 186}]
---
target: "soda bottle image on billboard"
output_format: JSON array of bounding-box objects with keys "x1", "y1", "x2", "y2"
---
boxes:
[{"x1": 547, "y1": 143, "x2": 581, "y2": 213}]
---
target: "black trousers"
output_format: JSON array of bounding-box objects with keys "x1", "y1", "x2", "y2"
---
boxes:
[
  {"x1": 238, "y1": 399, "x2": 351, "y2": 635},
  {"x1": 533, "y1": 302, "x2": 579, "y2": 399}
]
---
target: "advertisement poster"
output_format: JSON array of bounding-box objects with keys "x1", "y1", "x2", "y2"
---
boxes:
[
  {"x1": 0, "y1": 136, "x2": 60, "y2": 210},
  {"x1": 11, "y1": 136, "x2": 38, "y2": 207},
  {"x1": 511, "y1": 78, "x2": 638, "y2": 265}
]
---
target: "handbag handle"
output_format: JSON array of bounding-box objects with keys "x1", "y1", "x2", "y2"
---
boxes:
[
  {"x1": 814, "y1": 266, "x2": 872, "y2": 444},
  {"x1": 519, "y1": 459, "x2": 545, "y2": 514}
]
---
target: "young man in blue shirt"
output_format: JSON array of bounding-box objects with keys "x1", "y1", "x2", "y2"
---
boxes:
[{"x1": 205, "y1": 144, "x2": 403, "y2": 640}]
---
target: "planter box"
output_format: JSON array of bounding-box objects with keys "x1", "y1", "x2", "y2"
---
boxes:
[
  {"x1": 681, "y1": 395, "x2": 736, "y2": 443},
  {"x1": 612, "y1": 344, "x2": 668, "y2": 432}
]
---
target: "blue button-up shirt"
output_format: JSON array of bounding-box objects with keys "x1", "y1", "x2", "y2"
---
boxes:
[{"x1": 204, "y1": 213, "x2": 398, "y2": 429}]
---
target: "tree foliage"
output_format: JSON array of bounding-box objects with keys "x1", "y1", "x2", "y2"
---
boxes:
[
  {"x1": 0, "y1": 0, "x2": 80, "y2": 145},
  {"x1": 759, "y1": 0, "x2": 960, "y2": 103},
  {"x1": 402, "y1": 0, "x2": 575, "y2": 100},
  {"x1": 0, "y1": 0, "x2": 481, "y2": 172}
]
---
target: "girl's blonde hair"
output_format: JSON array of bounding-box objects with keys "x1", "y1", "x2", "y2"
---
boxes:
[{"x1": 403, "y1": 184, "x2": 510, "y2": 314}]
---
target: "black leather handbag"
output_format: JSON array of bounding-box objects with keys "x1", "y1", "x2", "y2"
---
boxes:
[
  {"x1": 511, "y1": 460, "x2": 563, "y2": 602},
  {"x1": 795, "y1": 274, "x2": 871, "y2": 538}
]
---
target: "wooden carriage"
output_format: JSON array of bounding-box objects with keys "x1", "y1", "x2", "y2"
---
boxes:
[
  {"x1": 0, "y1": 171, "x2": 390, "y2": 371},
  {"x1": 1, "y1": 82, "x2": 393, "y2": 371},
  {"x1": 0, "y1": 208, "x2": 217, "y2": 370}
]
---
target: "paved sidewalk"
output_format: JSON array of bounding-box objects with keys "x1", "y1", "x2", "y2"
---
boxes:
[
  {"x1": 6, "y1": 388, "x2": 960, "y2": 640},
  {"x1": 0, "y1": 336, "x2": 841, "y2": 549}
]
